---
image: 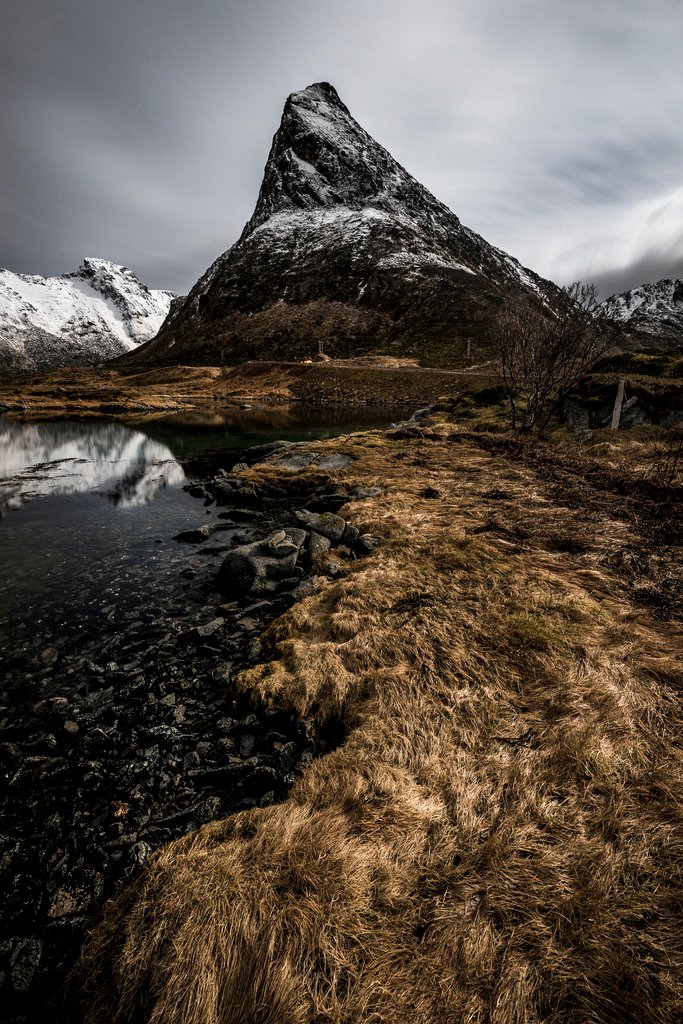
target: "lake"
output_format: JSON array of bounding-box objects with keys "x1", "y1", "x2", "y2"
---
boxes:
[
  {"x1": 0, "y1": 404, "x2": 409, "y2": 678},
  {"x1": 0, "y1": 401, "x2": 413, "y2": 1018}
]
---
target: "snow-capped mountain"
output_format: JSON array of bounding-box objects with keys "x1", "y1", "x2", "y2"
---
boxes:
[
  {"x1": 0, "y1": 258, "x2": 176, "y2": 371},
  {"x1": 128, "y1": 82, "x2": 563, "y2": 367},
  {"x1": 600, "y1": 278, "x2": 683, "y2": 347}
]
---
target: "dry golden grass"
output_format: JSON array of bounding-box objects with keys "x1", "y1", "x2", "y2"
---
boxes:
[
  {"x1": 77, "y1": 427, "x2": 683, "y2": 1024},
  {"x1": 0, "y1": 362, "x2": 484, "y2": 415}
]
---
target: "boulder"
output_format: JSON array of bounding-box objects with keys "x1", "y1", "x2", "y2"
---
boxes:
[
  {"x1": 308, "y1": 531, "x2": 332, "y2": 562},
  {"x1": 356, "y1": 534, "x2": 380, "y2": 553},
  {"x1": 294, "y1": 509, "x2": 347, "y2": 542},
  {"x1": 216, "y1": 528, "x2": 307, "y2": 597}
]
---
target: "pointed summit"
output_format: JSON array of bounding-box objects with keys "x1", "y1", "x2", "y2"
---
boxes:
[
  {"x1": 128, "y1": 84, "x2": 562, "y2": 367},
  {"x1": 243, "y1": 82, "x2": 461, "y2": 241}
]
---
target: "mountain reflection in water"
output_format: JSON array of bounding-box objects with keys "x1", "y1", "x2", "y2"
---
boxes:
[
  {"x1": 0, "y1": 419, "x2": 186, "y2": 512},
  {"x1": 0, "y1": 402, "x2": 410, "y2": 650}
]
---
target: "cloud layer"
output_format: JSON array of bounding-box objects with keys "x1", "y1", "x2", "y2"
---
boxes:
[{"x1": 1, "y1": 0, "x2": 681, "y2": 296}]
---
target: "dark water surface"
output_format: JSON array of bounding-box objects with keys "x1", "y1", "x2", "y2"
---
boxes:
[
  {"x1": 0, "y1": 404, "x2": 407, "y2": 666},
  {"x1": 1, "y1": 404, "x2": 412, "y2": 1019}
]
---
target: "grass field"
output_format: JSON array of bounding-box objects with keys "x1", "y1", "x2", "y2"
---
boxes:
[{"x1": 76, "y1": 418, "x2": 683, "y2": 1024}]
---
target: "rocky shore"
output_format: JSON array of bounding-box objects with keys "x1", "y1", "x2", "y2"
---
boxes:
[{"x1": 0, "y1": 439, "x2": 379, "y2": 1023}]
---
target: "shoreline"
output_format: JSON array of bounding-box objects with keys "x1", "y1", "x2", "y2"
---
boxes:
[
  {"x1": 76, "y1": 417, "x2": 682, "y2": 1023},
  {"x1": 0, "y1": 360, "x2": 494, "y2": 418},
  {"x1": 2, "y1": 412, "x2": 682, "y2": 1022},
  {"x1": 1, "y1": 440, "x2": 383, "y2": 1020}
]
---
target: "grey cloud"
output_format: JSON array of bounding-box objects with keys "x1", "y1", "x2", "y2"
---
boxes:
[{"x1": 1, "y1": 0, "x2": 682, "y2": 295}]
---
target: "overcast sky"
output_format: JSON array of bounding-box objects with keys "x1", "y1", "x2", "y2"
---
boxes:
[{"x1": 1, "y1": 0, "x2": 681, "y2": 297}]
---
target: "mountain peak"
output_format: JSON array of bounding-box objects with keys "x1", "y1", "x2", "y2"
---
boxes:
[
  {"x1": 0, "y1": 260, "x2": 175, "y2": 371},
  {"x1": 601, "y1": 276, "x2": 683, "y2": 346},
  {"x1": 287, "y1": 81, "x2": 349, "y2": 114},
  {"x1": 243, "y1": 82, "x2": 437, "y2": 236},
  {"x1": 129, "y1": 83, "x2": 560, "y2": 369}
]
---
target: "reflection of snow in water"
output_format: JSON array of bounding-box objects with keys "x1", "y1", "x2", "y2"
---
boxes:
[{"x1": 0, "y1": 420, "x2": 186, "y2": 512}]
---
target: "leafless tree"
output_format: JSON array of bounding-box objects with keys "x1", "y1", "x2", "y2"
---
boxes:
[{"x1": 495, "y1": 282, "x2": 617, "y2": 431}]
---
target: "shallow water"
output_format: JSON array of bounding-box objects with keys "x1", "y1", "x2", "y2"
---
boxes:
[
  {"x1": 0, "y1": 404, "x2": 407, "y2": 671},
  {"x1": 2, "y1": 403, "x2": 411, "y2": 1018}
]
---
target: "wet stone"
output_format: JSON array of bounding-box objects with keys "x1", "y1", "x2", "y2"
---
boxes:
[{"x1": 10, "y1": 938, "x2": 42, "y2": 993}]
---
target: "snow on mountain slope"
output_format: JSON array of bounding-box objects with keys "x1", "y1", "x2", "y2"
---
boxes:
[
  {"x1": 0, "y1": 258, "x2": 175, "y2": 371},
  {"x1": 600, "y1": 278, "x2": 683, "y2": 346},
  {"x1": 129, "y1": 82, "x2": 563, "y2": 368}
]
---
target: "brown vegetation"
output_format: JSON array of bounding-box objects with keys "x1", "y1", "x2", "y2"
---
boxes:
[
  {"x1": 0, "y1": 362, "x2": 492, "y2": 416},
  {"x1": 76, "y1": 420, "x2": 683, "y2": 1023}
]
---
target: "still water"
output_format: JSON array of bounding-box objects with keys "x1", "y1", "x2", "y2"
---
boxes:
[{"x1": 0, "y1": 405, "x2": 406, "y2": 678}]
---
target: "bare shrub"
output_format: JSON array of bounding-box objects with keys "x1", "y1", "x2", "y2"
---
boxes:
[{"x1": 495, "y1": 282, "x2": 617, "y2": 431}]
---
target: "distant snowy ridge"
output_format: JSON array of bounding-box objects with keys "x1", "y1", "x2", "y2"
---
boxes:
[
  {"x1": 0, "y1": 257, "x2": 176, "y2": 371},
  {"x1": 600, "y1": 278, "x2": 683, "y2": 347}
]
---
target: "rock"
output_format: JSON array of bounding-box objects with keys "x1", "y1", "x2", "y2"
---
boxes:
[
  {"x1": 63, "y1": 720, "x2": 79, "y2": 735},
  {"x1": 232, "y1": 462, "x2": 249, "y2": 472},
  {"x1": 266, "y1": 452, "x2": 321, "y2": 472},
  {"x1": 239, "y1": 735, "x2": 256, "y2": 758},
  {"x1": 316, "y1": 453, "x2": 354, "y2": 469},
  {"x1": 212, "y1": 484, "x2": 236, "y2": 505},
  {"x1": 174, "y1": 524, "x2": 215, "y2": 543},
  {"x1": 354, "y1": 485, "x2": 383, "y2": 499},
  {"x1": 41, "y1": 647, "x2": 58, "y2": 666},
  {"x1": 294, "y1": 509, "x2": 347, "y2": 542},
  {"x1": 308, "y1": 531, "x2": 332, "y2": 561},
  {"x1": 216, "y1": 529, "x2": 307, "y2": 598},
  {"x1": 129, "y1": 841, "x2": 152, "y2": 867},
  {"x1": 236, "y1": 616, "x2": 260, "y2": 632},
  {"x1": 342, "y1": 524, "x2": 360, "y2": 545},
  {"x1": 263, "y1": 530, "x2": 300, "y2": 557},
  {"x1": 10, "y1": 937, "x2": 42, "y2": 993},
  {"x1": 241, "y1": 601, "x2": 272, "y2": 614},
  {"x1": 217, "y1": 717, "x2": 239, "y2": 735},
  {"x1": 291, "y1": 577, "x2": 319, "y2": 601},
  {"x1": 305, "y1": 492, "x2": 350, "y2": 512},
  {"x1": 241, "y1": 440, "x2": 294, "y2": 463},
  {"x1": 220, "y1": 509, "x2": 264, "y2": 523},
  {"x1": 185, "y1": 618, "x2": 225, "y2": 641},
  {"x1": 356, "y1": 534, "x2": 380, "y2": 554}
]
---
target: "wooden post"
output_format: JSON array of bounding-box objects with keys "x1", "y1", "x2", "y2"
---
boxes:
[
  {"x1": 466, "y1": 339, "x2": 471, "y2": 360},
  {"x1": 610, "y1": 378, "x2": 626, "y2": 430}
]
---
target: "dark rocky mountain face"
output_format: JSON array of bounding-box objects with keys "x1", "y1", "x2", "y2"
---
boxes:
[
  {"x1": 600, "y1": 278, "x2": 683, "y2": 348},
  {"x1": 129, "y1": 82, "x2": 563, "y2": 368}
]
